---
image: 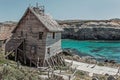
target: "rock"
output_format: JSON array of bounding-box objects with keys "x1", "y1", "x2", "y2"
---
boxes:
[
  {"x1": 60, "y1": 20, "x2": 120, "y2": 40},
  {"x1": 89, "y1": 72, "x2": 93, "y2": 77},
  {"x1": 92, "y1": 77, "x2": 99, "y2": 80},
  {"x1": 107, "y1": 75, "x2": 116, "y2": 80},
  {"x1": 104, "y1": 59, "x2": 109, "y2": 62},
  {"x1": 109, "y1": 60, "x2": 116, "y2": 64},
  {"x1": 73, "y1": 55, "x2": 81, "y2": 61},
  {"x1": 62, "y1": 49, "x2": 74, "y2": 56},
  {"x1": 105, "y1": 73, "x2": 109, "y2": 76}
]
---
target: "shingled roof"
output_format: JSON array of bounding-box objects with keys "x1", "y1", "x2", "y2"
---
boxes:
[
  {"x1": 12, "y1": 7, "x2": 63, "y2": 33},
  {"x1": 0, "y1": 33, "x2": 11, "y2": 41},
  {"x1": 0, "y1": 23, "x2": 15, "y2": 41}
]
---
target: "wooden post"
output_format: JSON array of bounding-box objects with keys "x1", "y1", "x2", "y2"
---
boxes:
[
  {"x1": 59, "y1": 66, "x2": 62, "y2": 74},
  {"x1": 43, "y1": 60, "x2": 46, "y2": 67},
  {"x1": 50, "y1": 57, "x2": 55, "y2": 68},
  {"x1": 68, "y1": 75, "x2": 71, "y2": 80},
  {"x1": 56, "y1": 55, "x2": 60, "y2": 65},
  {"x1": 23, "y1": 40, "x2": 26, "y2": 64},
  {"x1": 57, "y1": 55, "x2": 63, "y2": 65},
  {"x1": 51, "y1": 69, "x2": 54, "y2": 78},
  {"x1": 30, "y1": 57, "x2": 32, "y2": 67},
  {"x1": 61, "y1": 56, "x2": 66, "y2": 66},
  {"x1": 47, "y1": 60, "x2": 51, "y2": 68},
  {"x1": 15, "y1": 49, "x2": 17, "y2": 61},
  {"x1": 6, "y1": 52, "x2": 8, "y2": 59},
  {"x1": 53, "y1": 56, "x2": 59, "y2": 67},
  {"x1": 48, "y1": 69, "x2": 50, "y2": 78},
  {"x1": 37, "y1": 57, "x2": 40, "y2": 68},
  {"x1": 48, "y1": 58, "x2": 53, "y2": 67}
]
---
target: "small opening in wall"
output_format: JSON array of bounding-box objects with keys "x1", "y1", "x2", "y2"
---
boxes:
[
  {"x1": 53, "y1": 32, "x2": 55, "y2": 39},
  {"x1": 39, "y1": 32, "x2": 43, "y2": 39},
  {"x1": 47, "y1": 48, "x2": 50, "y2": 54}
]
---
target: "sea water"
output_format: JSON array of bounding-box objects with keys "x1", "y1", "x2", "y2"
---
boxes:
[{"x1": 62, "y1": 39, "x2": 120, "y2": 63}]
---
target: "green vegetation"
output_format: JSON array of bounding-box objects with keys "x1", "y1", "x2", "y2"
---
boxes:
[
  {"x1": 74, "y1": 71, "x2": 92, "y2": 80},
  {"x1": 0, "y1": 50, "x2": 42, "y2": 80},
  {"x1": 97, "y1": 62, "x2": 104, "y2": 66},
  {"x1": 0, "y1": 50, "x2": 120, "y2": 80}
]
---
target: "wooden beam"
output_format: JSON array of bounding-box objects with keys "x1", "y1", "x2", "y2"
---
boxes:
[
  {"x1": 17, "y1": 48, "x2": 24, "y2": 53},
  {"x1": 50, "y1": 57, "x2": 56, "y2": 69},
  {"x1": 53, "y1": 56, "x2": 59, "y2": 66},
  {"x1": 15, "y1": 49, "x2": 17, "y2": 61},
  {"x1": 5, "y1": 50, "x2": 14, "y2": 58},
  {"x1": 46, "y1": 60, "x2": 51, "y2": 68},
  {"x1": 60, "y1": 56, "x2": 65, "y2": 66},
  {"x1": 23, "y1": 40, "x2": 26, "y2": 64},
  {"x1": 30, "y1": 57, "x2": 32, "y2": 67},
  {"x1": 56, "y1": 55, "x2": 62, "y2": 65},
  {"x1": 37, "y1": 57, "x2": 40, "y2": 68},
  {"x1": 50, "y1": 57, "x2": 54, "y2": 66}
]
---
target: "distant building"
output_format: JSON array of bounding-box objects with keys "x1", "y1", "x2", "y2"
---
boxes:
[
  {"x1": 5, "y1": 6, "x2": 63, "y2": 67},
  {"x1": 0, "y1": 23, "x2": 15, "y2": 47}
]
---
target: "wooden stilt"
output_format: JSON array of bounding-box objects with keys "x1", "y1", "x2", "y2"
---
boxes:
[
  {"x1": 37, "y1": 57, "x2": 40, "y2": 68},
  {"x1": 50, "y1": 57, "x2": 56, "y2": 69},
  {"x1": 45, "y1": 60, "x2": 48, "y2": 67},
  {"x1": 56, "y1": 55, "x2": 62, "y2": 65},
  {"x1": 61, "y1": 56, "x2": 66, "y2": 66},
  {"x1": 56, "y1": 55, "x2": 59, "y2": 65},
  {"x1": 50, "y1": 57, "x2": 54, "y2": 66},
  {"x1": 60, "y1": 56, "x2": 65, "y2": 66},
  {"x1": 24, "y1": 54, "x2": 26, "y2": 64},
  {"x1": 30, "y1": 57, "x2": 32, "y2": 67},
  {"x1": 15, "y1": 49, "x2": 17, "y2": 61},
  {"x1": 46, "y1": 60, "x2": 51, "y2": 68},
  {"x1": 23, "y1": 40, "x2": 26, "y2": 64},
  {"x1": 53, "y1": 56, "x2": 59, "y2": 66},
  {"x1": 48, "y1": 58, "x2": 53, "y2": 67},
  {"x1": 43, "y1": 60, "x2": 46, "y2": 67}
]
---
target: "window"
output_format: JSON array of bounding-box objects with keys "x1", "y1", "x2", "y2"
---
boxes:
[
  {"x1": 39, "y1": 32, "x2": 43, "y2": 39},
  {"x1": 47, "y1": 48, "x2": 50, "y2": 54},
  {"x1": 53, "y1": 32, "x2": 55, "y2": 39}
]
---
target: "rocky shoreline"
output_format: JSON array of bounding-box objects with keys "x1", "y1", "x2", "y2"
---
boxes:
[{"x1": 63, "y1": 48, "x2": 119, "y2": 67}]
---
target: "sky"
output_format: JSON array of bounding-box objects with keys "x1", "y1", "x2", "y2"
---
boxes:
[{"x1": 0, "y1": 0, "x2": 120, "y2": 22}]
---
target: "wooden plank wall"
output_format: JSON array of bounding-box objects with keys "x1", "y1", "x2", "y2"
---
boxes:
[
  {"x1": 11, "y1": 10, "x2": 47, "y2": 62},
  {"x1": 45, "y1": 32, "x2": 62, "y2": 59}
]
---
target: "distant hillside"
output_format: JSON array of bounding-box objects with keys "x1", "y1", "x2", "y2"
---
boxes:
[
  {"x1": 1, "y1": 18, "x2": 120, "y2": 40},
  {"x1": 57, "y1": 19, "x2": 120, "y2": 27},
  {"x1": 57, "y1": 19, "x2": 120, "y2": 40}
]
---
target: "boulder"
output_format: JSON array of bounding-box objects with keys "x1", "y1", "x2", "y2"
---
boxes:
[
  {"x1": 92, "y1": 77, "x2": 99, "y2": 80},
  {"x1": 107, "y1": 75, "x2": 116, "y2": 80},
  {"x1": 61, "y1": 22, "x2": 120, "y2": 40}
]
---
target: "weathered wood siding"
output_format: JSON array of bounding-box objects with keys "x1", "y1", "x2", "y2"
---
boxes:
[
  {"x1": 5, "y1": 7, "x2": 62, "y2": 66},
  {"x1": 12, "y1": 10, "x2": 47, "y2": 60},
  {"x1": 45, "y1": 32, "x2": 62, "y2": 59}
]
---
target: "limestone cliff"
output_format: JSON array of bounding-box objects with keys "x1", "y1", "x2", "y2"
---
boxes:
[
  {"x1": 1, "y1": 19, "x2": 120, "y2": 40},
  {"x1": 58, "y1": 19, "x2": 120, "y2": 40}
]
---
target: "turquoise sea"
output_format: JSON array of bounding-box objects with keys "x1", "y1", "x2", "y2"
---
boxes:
[{"x1": 62, "y1": 39, "x2": 120, "y2": 63}]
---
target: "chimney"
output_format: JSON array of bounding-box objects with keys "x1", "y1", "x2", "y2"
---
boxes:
[{"x1": 33, "y1": 3, "x2": 45, "y2": 15}]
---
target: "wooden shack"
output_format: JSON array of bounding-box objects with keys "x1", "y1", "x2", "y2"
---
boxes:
[
  {"x1": 5, "y1": 6, "x2": 64, "y2": 67},
  {"x1": 0, "y1": 22, "x2": 16, "y2": 48}
]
